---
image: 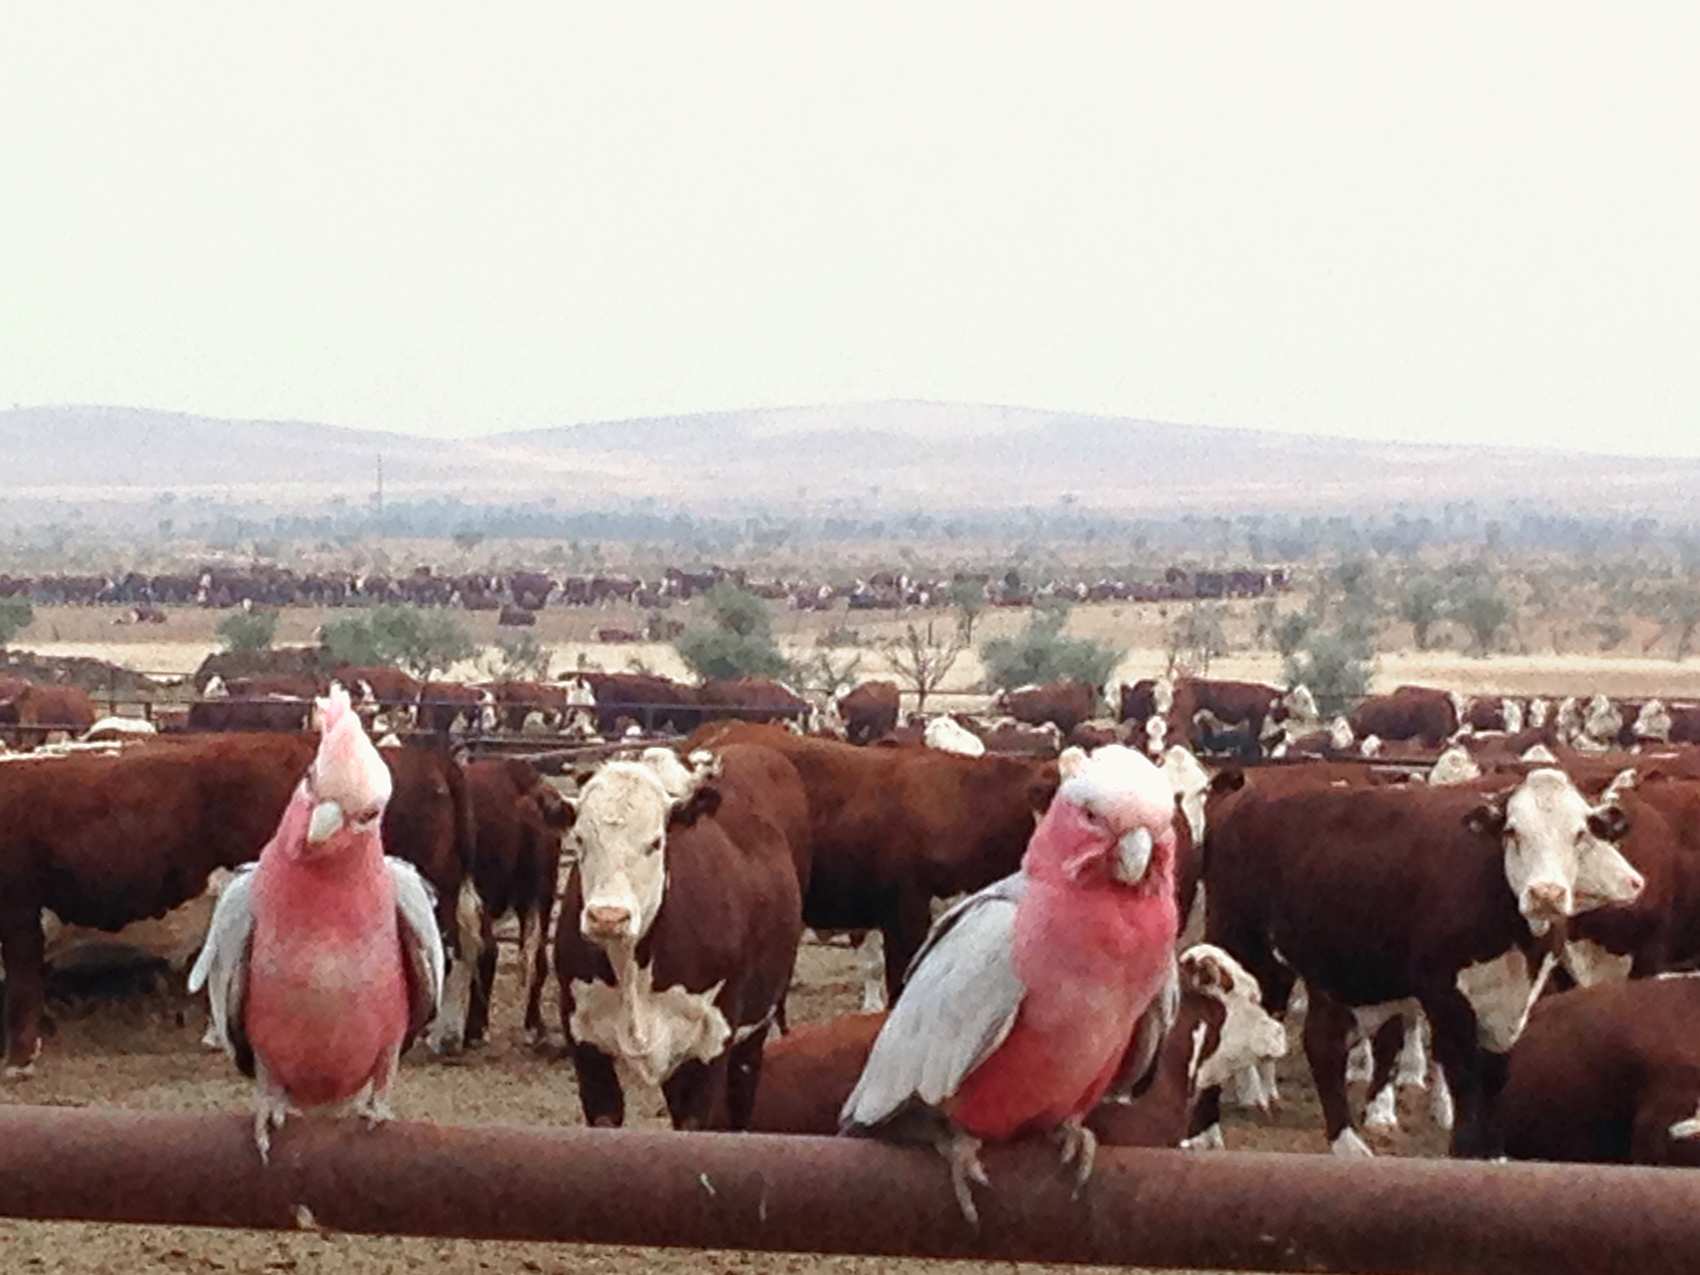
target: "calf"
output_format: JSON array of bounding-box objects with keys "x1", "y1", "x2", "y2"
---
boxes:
[
  {"x1": 1499, "y1": 975, "x2": 1700, "y2": 1165},
  {"x1": 459, "y1": 758, "x2": 572, "y2": 1049},
  {"x1": 557, "y1": 744, "x2": 810, "y2": 1129},
  {"x1": 1204, "y1": 767, "x2": 1643, "y2": 1157},
  {"x1": 995, "y1": 680, "x2": 1095, "y2": 737},
  {"x1": 1349, "y1": 685, "x2": 1460, "y2": 750}
]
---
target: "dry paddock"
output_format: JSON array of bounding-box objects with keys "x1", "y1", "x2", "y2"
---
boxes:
[{"x1": 0, "y1": 935, "x2": 1452, "y2": 1275}]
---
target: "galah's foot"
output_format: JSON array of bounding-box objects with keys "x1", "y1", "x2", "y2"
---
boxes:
[
  {"x1": 1054, "y1": 1119, "x2": 1097, "y2": 1196},
  {"x1": 253, "y1": 1092, "x2": 289, "y2": 1165},
  {"x1": 353, "y1": 1085, "x2": 395, "y2": 1130},
  {"x1": 935, "y1": 1130, "x2": 990, "y2": 1227}
]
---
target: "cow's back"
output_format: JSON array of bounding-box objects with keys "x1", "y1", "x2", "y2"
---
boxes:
[{"x1": 1500, "y1": 977, "x2": 1700, "y2": 1164}]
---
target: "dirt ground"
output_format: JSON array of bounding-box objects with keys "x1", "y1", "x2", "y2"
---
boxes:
[{"x1": 0, "y1": 937, "x2": 1443, "y2": 1274}]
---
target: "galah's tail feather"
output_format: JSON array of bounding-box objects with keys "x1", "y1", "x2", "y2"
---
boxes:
[
  {"x1": 390, "y1": 857, "x2": 447, "y2": 1048},
  {"x1": 841, "y1": 875, "x2": 1026, "y2": 1133},
  {"x1": 187, "y1": 862, "x2": 259, "y2": 1078}
]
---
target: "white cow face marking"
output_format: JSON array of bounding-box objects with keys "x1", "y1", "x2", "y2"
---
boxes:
[
  {"x1": 1428, "y1": 747, "x2": 1481, "y2": 786},
  {"x1": 1179, "y1": 944, "x2": 1287, "y2": 1095},
  {"x1": 570, "y1": 752, "x2": 719, "y2": 945},
  {"x1": 1467, "y1": 768, "x2": 1644, "y2": 935},
  {"x1": 1161, "y1": 746, "x2": 1211, "y2": 845}
]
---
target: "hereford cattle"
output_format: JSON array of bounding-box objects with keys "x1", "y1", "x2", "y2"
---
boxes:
[
  {"x1": 1348, "y1": 685, "x2": 1460, "y2": 750},
  {"x1": 1463, "y1": 697, "x2": 1525, "y2": 735},
  {"x1": 995, "y1": 680, "x2": 1095, "y2": 737},
  {"x1": 556, "y1": 744, "x2": 810, "y2": 1129},
  {"x1": 458, "y1": 759, "x2": 572, "y2": 1050},
  {"x1": 1498, "y1": 975, "x2": 1700, "y2": 1165},
  {"x1": 1204, "y1": 768, "x2": 1644, "y2": 1157},
  {"x1": 1168, "y1": 678, "x2": 1296, "y2": 753},
  {"x1": 837, "y1": 681, "x2": 901, "y2": 746},
  {"x1": 682, "y1": 722, "x2": 1059, "y2": 1000},
  {"x1": 696, "y1": 678, "x2": 811, "y2": 727},
  {"x1": 418, "y1": 681, "x2": 493, "y2": 734},
  {"x1": 191, "y1": 646, "x2": 335, "y2": 694},
  {"x1": 575, "y1": 671, "x2": 702, "y2": 736},
  {"x1": 487, "y1": 680, "x2": 570, "y2": 733},
  {"x1": 334, "y1": 665, "x2": 424, "y2": 724},
  {"x1": 922, "y1": 715, "x2": 984, "y2": 756},
  {"x1": 186, "y1": 695, "x2": 312, "y2": 733},
  {"x1": 10, "y1": 685, "x2": 97, "y2": 740},
  {"x1": 1118, "y1": 677, "x2": 1174, "y2": 726},
  {"x1": 969, "y1": 718, "x2": 1064, "y2": 757},
  {"x1": 746, "y1": 944, "x2": 1285, "y2": 1148},
  {"x1": 0, "y1": 734, "x2": 315, "y2": 1071}
]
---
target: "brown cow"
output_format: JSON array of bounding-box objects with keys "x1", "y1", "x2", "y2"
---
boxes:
[
  {"x1": 683, "y1": 721, "x2": 1059, "y2": 1000},
  {"x1": 995, "y1": 681, "x2": 1095, "y2": 737},
  {"x1": 1349, "y1": 684, "x2": 1461, "y2": 750},
  {"x1": 1168, "y1": 677, "x2": 1292, "y2": 753},
  {"x1": 487, "y1": 680, "x2": 569, "y2": 733},
  {"x1": 838, "y1": 681, "x2": 901, "y2": 746},
  {"x1": 334, "y1": 665, "x2": 423, "y2": 725},
  {"x1": 575, "y1": 671, "x2": 702, "y2": 736},
  {"x1": 1498, "y1": 975, "x2": 1700, "y2": 1165},
  {"x1": 557, "y1": 744, "x2": 810, "y2": 1129},
  {"x1": 1118, "y1": 677, "x2": 1173, "y2": 726},
  {"x1": 1203, "y1": 768, "x2": 1644, "y2": 1157},
  {"x1": 696, "y1": 678, "x2": 811, "y2": 727},
  {"x1": 746, "y1": 944, "x2": 1286, "y2": 1145},
  {"x1": 460, "y1": 758, "x2": 571, "y2": 1049},
  {"x1": 187, "y1": 696, "x2": 313, "y2": 733},
  {"x1": 11, "y1": 685, "x2": 97, "y2": 741},
  {"x1": 418, "y1": 680, "x2": 493, "y2": 735},
  {"x1": 0, "y1": 734, "x2": 315, "y2": 1071}
]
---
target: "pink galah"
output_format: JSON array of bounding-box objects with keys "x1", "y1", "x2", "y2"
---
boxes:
[
  {"x1": 842, "y1": 744, "x2": 1181, "y2": 1224},
  {"x1": 190, "y1": 683, "x2": 444, "y2": 1161}
]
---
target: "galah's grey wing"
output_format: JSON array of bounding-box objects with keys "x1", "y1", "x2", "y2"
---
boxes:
[
  {"x1": 841, "y1": 874, "x2": 1027, "y2": 1134},
  {"x1": 389, "y1": 857, "x2": 446, "y2": 1049},
  {"x1": 1104, "y1": 952, "x2": 1180, "y2": 1102},
  {"x1": 187, "y1": 862, "x2": 258, "y2": 1078}
]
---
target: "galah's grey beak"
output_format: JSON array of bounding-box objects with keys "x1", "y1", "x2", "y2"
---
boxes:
[
  {"x1": 1114, "y1": 826, "x2": 1154, "y2": 883},
  {"x1": 308, "y1": 800, "x2": 344, "y2": 845}
]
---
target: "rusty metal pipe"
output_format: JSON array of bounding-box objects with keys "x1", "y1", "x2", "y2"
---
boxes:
[{"x1": 0, "y1": 1105, "x2": 1697, "y2": 1272}]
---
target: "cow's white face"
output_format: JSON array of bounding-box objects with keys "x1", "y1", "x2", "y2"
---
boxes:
[
  {"x1": 1161, "y1": 745, "x2": 1210, "y2": 844},
  {"x1": 1635, "y1": 699, "x2": 1672, "y2": 743},
  {"x1": 924, "y1": 716, "x2": 985, "y2": 756},
  {"x1": 570, "y1": 754, "x2": 715, "y2": 945},
  {"x1": 1502, "y1": 698, "x2": 1525, "y2": 735},
  {"x1": 1328, "y1": 717, "x2": 1355, "y2": 751},
  {"x1": 1152, "y1": 678, "x2": 1175, "y2": 716},
  {"x1": 1527, "y1": 698, "x2": 1551, "y2": 729},
  {"x1": 1479, "y1": 768, "x2": 1644, "y2": 934},
  {"x1": 1282, "y1": 684, "x2": 1318, "y2": 725},
  {"x1": 1179, "y1": 944, "x2": 1287, "y2": 1094},
  {"x1": 1428, "y1": 746, "x2": 1481, "y2": 787}
]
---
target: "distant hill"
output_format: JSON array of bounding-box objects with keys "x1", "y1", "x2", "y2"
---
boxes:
[{"x1": 3, "y1": 401, "x2": 1695, "y2": 518}]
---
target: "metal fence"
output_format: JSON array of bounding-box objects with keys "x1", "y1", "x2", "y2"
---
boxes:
[{"x1": 0, "y1": 1105, "x2": 1694, "y2": 1273}]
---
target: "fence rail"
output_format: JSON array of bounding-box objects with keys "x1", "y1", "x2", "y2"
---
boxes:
[{"x1": 0, "y1": 1105, "x2": 1695, "y2": 1273}]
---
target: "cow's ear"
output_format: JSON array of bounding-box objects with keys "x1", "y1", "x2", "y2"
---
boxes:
[
  {"x1": 538, "y1": 787, "x2": 575, "y2": 830},
  {"x1": 670, "y1": 784, "x2": 722, "y2": 828},
  {"x1": 1209, "y1": 768, "x2": 1246, "y2": 797},
  {"x1": 1588, "y1": 804, "x2": 1631, "y2": 841},
  {"x1": 1464, "y1": 803, "x2": 1506, "y2": 838}
]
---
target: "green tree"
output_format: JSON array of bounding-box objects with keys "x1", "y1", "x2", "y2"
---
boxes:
[
  {"x1": 1451, "y1": 576, "x2": 1514, "y2": 657},
  {"x1": 1165, "y1": 601, "x2": 1230, "y2": 675},
  {"x1": 0, "y1": 598, "x2": 33, "y2": 647},
  {"x1": 979, "y1": 601, "x2": 1121, "y2": 700},
  {"x1": 674, "y1": 583, "x2": 789, "y2": 681},
  {"x1": 951, "y1": 578, "x2": 988, "y2": 644},
  {"x1": 1284, "y1": 625, "x2": 1375, "y2": 718},
  {"x1": 321, "y1": 605, "x2": 477, "y2": 681},
  {"x1": 1399, "y1": 576, "x2": 1446, "y2": 651},
  {"x1": 216, "y1": 608, "x2": 279, "y2": 652}
]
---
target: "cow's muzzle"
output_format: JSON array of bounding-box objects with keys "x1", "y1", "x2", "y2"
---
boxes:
[{"x1": 582, "y1": 904, "x2": 634, "y2": 941}]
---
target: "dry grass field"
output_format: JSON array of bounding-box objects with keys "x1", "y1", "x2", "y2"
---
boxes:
[{"x1": 20, "y1": 597, "x2": 1700, "y2": 703}]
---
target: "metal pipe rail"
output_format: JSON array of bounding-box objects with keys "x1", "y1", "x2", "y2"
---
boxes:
[{"x1": 0, "y1": 1106, "x2": 1695, "y2": 1272}]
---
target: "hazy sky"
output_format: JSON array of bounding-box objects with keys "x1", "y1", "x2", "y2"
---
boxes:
[{"x1": 3, "y1": 5, "x2": 1697, "y2": 455}]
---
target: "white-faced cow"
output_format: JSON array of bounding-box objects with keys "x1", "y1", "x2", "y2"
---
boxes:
[
  {"x1": 1203, "y1": 767, "x2": 1644, "y2": 1158},
  {"x1": 556, "y1": 745, "x2": 810, "y2": 1129}
]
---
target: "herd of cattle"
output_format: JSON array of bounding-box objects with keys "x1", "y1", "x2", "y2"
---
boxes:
[
  {"x1": 11, "y1": 661, "x2": 1700, "y2": 1173},
  {"x1": 0, "y1": 561, "x2": 1289, "y2": 615}
]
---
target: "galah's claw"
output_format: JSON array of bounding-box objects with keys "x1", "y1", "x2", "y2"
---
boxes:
[
  {"x1": 1055, "y1": 1120, "x2": 1098, "y2": 1197},
  {"x1": 935, "y1": 1130, "x2": 989, "y2": 1227}
]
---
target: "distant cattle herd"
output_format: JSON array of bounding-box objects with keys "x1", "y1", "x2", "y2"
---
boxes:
[
  {"x1": 6, "y1": 654, "x2": 1700, "y2": 1173},
  {"x1": 0, "y1": 562, "x2": 1289, "y2": 615}
]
